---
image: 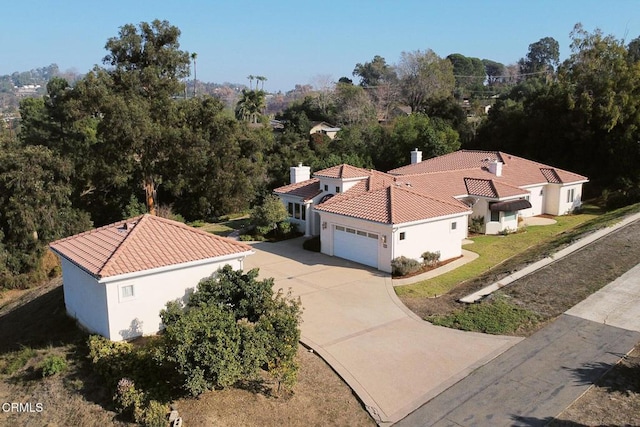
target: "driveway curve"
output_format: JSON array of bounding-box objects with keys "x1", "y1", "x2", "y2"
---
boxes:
[{"x1": 244, "y1": 238, "x2": 520, "y2": 424}]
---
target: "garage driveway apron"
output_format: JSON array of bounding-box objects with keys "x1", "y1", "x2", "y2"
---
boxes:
[{"x1": 244, "y1": 238, "x2": 521, "y2": 424}]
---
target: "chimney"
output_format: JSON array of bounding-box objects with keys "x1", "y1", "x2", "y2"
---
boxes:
[
  {"x1": 488, "y1": 160, "x2": 503, "y2": 177},
  {"x1": 290, "y1": 163, "x2": 311, "y2": 184},
  {"x1": 410, "y1": 148, "x2": 422, "y2": 165}
]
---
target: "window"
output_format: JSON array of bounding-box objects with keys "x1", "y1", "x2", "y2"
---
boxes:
[
  {"x1": 346, "y1": 228, "x2": 355, "y2": 234},
  {"x1": 357, "y1": 230, "x2": 367, "y2": 236},
  {"x1": 335, "y1": 186, "x2": 340, "y2": 193},
  {"x1": 324, "y1": 184, "x2": 328, "y2": 191},
  {"x1": 399, "y1": 232, "x2": 406, "y2": 240},
  {"x1": 121, "y1": 284, "x2": 134, "y2": 300},
  {"x1": 490, "y1": 209, "x2": 500, "y2": 222},
  {"x1": 335, "y1": 225, "x2": 345, "y2": 231},
  {"x1": 567, "y1": 188, "x2": 575, "y2": 203},
  {"x1": 368, "y1": 233, "x2": 378, "y2": 239},
  {"x1": 451, "y1": 221, "x2": 457, "y2": 230},
  {"x1": 288, "y1": 202, "x2": 306, "y2": 220}
]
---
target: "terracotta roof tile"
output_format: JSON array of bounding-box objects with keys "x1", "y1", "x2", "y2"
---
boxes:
[
  {"x1": 464, "y1": 178, "x2": 497, "y2": 198},
  {"x1": 315, "y1": 184, "x2": 470, "y2": 224},
  {"x1": 313, "y1": 164, "x2": 372, "y2": 179},
  {"x1": 274, "y1": 178, "x2": 322, "y2": 201},
  {"x1": 389, "y1": 150, "x2": 588, "y2": 190},
  {"x1": 50, "y1": 215, "x2": 253, "y2": 279},
  {"x1": 389, "y1": 150, "x2": 501, "y2": 175},
  {"x1": 540, "y1": 168, "x2": 561, "y2": 184}
]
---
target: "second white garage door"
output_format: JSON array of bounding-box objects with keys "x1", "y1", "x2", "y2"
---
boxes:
[{"x1": 333, "y1": 225, "x2": 379, "y2": 268}]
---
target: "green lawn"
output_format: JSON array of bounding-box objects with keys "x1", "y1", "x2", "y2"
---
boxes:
[
  {"x1": 395, "y1": 211, "x2": 600, "y2": 298},
  {"x1": 190, "y1": 215, "x2": 251, "y2": 236}
]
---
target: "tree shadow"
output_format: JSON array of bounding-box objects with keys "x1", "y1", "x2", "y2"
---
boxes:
[
  {"x1": 510, "y1": 415, "x2": 589, "y2": 426},
  {"x1": 567, "y1": 356, "x2": 640, "y2": 395},
  {"x1": 512, "y1": 415, "x2": 630, "y2": 427},
  {"x1": 0, "y1": 283, "x2": 87, "y2": 355}
]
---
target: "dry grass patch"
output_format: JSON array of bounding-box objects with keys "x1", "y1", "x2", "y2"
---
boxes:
[{"x1": 0, "y1": 280, "x2": 374, "y2": 426}]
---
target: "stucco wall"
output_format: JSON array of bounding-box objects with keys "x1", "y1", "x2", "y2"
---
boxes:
[
  {"x1": 394, "y1": 215, "x2": 468, "y2": 262},
  {"x1": 60, "y1": 258, "x2": 110, "y2": 338},
  {"x1": 555, "y1": 183, "x2": 583, "y2": 215},
  {"x1": 520, "y1": 185, "x2": 545, "y2": 217},
  {"x1": 103, "y1": 257, "x2": 245, "y2": 341},
  {"x1": 318, "y1": 211, "x2": 469, "y2": 273}
]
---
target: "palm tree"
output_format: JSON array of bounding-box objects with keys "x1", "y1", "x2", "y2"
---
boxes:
[
  {"x1": 191, "y1": 52, "x2": 198, "y2": 97},
  {"x1": 256, "y1": 75, "x2": 267, "y2": 90},
  {"x1": 247, "y1": 75, "x2": 255, "y2": 90},
  {"x1": 235, "y1": 89, "x2": 266, "y2": 123}
]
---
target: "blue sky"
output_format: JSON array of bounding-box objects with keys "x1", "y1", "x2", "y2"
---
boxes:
[{"x1": 3, "y1": 0, "x2": 639, "y2": 92}]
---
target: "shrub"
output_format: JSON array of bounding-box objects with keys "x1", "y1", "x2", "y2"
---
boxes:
[
  {"x1": 142, "y1": 400, "x2": 168, "y2": 427},
  {"x1": 276, "y1": 220, "x2": 293, "y2": 236},
  {"x1": 1, "y1": 346, "x2": 37, "y2": 375},
  {"x1": 421, "y1": 251, "x2": 440, "y2": 267},
  {"x1": 87, "y1": 336, "x2": 135, "y2": 385},
  {"x1": 391, "y1": 256, "x2": 422, "y2": 276},
  {"x1": 429, "y1": 295, "x2": 540, "y2": 334},
  {"x1": 302, "y1": 236, "x2": 321, "y2": 252},
  {"x1": 40, "y1": 354, "x2": 67, "y2": 377},
  {"x1": 114, "y1": 377, "x2": 145, "y2": 421},
  {"x1": 159, "y1": 266, "x2": 302, "y2": 396},
  {"x1": 251, "y1": 195, "x2": 288, "y2": 236},
  {"x1": 469, "y1": 216, "x2": 484, "y2": 234}
]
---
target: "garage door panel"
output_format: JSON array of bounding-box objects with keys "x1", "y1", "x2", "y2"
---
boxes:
[{"x1": 333, "y1": 226, "x2": 378, "y2": 268}]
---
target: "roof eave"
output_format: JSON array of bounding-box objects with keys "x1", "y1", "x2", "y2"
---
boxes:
[{"x1": 98, "y1": 250, "x2": 255, "y2": 284}]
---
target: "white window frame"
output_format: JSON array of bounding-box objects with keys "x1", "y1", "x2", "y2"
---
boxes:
[
  {"x1": 567, "y1": 188, "x2": 575, "y2": 203},
  {"x1": 119, "y1": 284, "x2": 135, "y2": 302}
]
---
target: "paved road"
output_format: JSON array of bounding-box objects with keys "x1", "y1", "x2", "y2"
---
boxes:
[
  {"x1": 397, "y1": 260, "x2": 640, "y2": 426},
  {"x1": 244, "y1": 239, "x2": 520, "y2": 424}
]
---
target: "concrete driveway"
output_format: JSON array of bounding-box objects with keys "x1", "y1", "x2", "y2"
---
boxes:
[{"x1": 244, "y1": 238, "x2": 521, "y2": 424}]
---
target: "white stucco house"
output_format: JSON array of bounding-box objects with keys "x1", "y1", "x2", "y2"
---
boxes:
[
  {"x1": 309, "y1": 121, "x2": 341, "y2": 140},
  {"x1": 50, "y1": 214, "x2": 254, "y2": 341},
  {"x1": 274, "y1": 149, "x2": 588, "y2": 273}
]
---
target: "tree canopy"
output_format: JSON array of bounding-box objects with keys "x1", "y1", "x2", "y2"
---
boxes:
[{"x1": 160, "y1": 266, "x2": 302, "y2": 395}]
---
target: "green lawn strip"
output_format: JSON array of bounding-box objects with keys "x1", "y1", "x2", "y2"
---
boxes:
[
  {"x1": 395, "y1": 213, "x2": 598, "y2": 298},
  {"x1": 190, "y1": 216, "x2": 251, "y2": 236},
  {"x1": 428, "y1": 293, "x2": 540, "y2": 335}
]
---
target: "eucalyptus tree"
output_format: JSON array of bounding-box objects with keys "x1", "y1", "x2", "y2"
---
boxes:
[{"x1": 396, "y1": 49, "x2": 455, "y2": 112}]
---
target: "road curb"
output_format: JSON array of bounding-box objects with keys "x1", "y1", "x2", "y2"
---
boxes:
[{"x1": 459, "y1": 211, "x2": 640, "y2": 303}]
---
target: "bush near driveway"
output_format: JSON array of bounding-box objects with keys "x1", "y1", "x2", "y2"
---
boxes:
[{"x1": 429, "y1": 294, "x2": 540, "y2": 335}]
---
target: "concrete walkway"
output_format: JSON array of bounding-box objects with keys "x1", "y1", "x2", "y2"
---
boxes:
[
  {"x1": 244, "y1": 239, "x2": 520, "y2": 425},
  {"x1": 460, "y1": 211, "x2": 640, "y2": 303}
]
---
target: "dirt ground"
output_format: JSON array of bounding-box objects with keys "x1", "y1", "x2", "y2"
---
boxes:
[
  {"x1": 401, "y1": 218, "x2": 640, "y2": 425},
  {"x1": 0, "y1": 281, "x2": 374, "y2": 427},
  {"x1": 400, "y1": 219, "x2": 640, "y2": 336}
]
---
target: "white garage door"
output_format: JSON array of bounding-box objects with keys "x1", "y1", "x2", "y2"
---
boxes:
[{"x1": 333, "y1": 225, "x2": 378, "y2": 268}]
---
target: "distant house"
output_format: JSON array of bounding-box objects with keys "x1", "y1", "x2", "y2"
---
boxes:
[
  {"x1": 309, "y1": 121, "x2": 341, "y2": 140},
  {"x1": 50, "y1": 214, "x2": 254, "y2": 341},
  {"x1": 274, "y1": 150, "x2": 587, "y2": 272}
]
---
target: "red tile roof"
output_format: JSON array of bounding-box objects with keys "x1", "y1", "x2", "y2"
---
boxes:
[
  {"x1": 50, "y1": 215, "x2": 253, "y2": 279},
  {"x1": 274, "y1": 178, "x2": 322, "y2": 201},
  {"x1": 389, "y1": 150, "x2": 588, "y2": 187},
  {"x1": 315, "y1": 184, "x2": 470, "y2": 224},
  {"x1": 313, "y1": 164, "x2": 372, "y2": 179},
  {"x1": 278, "y1": 150, "x2": 587, "y2": 226}
]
